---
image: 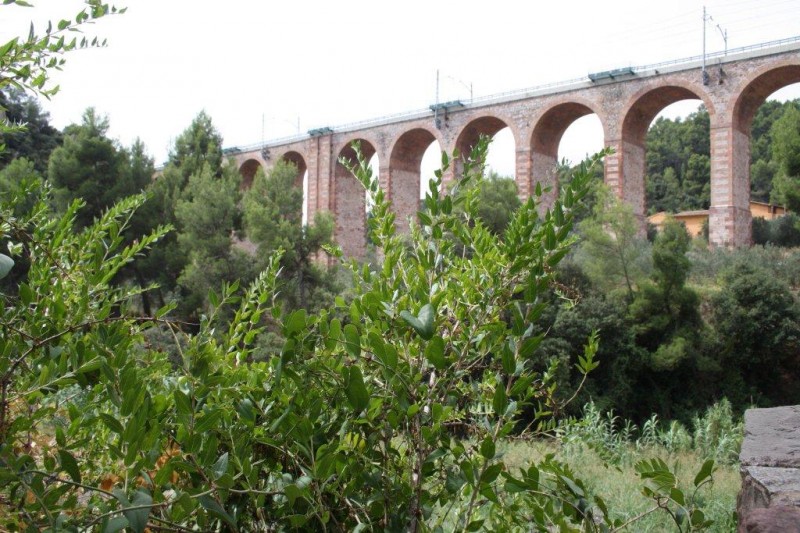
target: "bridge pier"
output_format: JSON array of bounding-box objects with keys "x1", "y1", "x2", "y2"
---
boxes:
[
  {"x1": 709, "y1": 125, "x2": 753, "y2": 247},
  {"x1": 333, "y1": 144, "x2": 368, "y2": 260},
  {"x1": 604, "y1": 137, "x2": 647, "y2": 231},
  {"x1": 527, "y1": 149, "x2": 559, "y2": 213}
]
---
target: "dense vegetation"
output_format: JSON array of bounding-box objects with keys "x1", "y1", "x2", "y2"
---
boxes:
[{"x1": 1, "y1": 2, "x2": 799, "y2": 530}]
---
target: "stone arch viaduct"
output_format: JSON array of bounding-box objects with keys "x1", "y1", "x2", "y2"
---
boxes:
[{"x1": 228, "y1": 38, "x2": 800, "y2": 259}]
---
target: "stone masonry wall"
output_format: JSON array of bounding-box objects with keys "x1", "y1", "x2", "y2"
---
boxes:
[{"x1": 738, "y1": 406, "x2": 800, "y2": 532}]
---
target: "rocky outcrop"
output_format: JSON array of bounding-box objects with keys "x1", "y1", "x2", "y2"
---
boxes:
[{"x1": 738, "y1": 406, "x2": 800, "y2": 532}]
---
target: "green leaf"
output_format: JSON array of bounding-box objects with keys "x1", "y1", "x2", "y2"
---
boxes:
[
  {"x1": 126, "y1": 490, "x2": 152, "y2": 533},
  {"x1": 153, "y1": 462, "x2": 175, "y2": 487},
  {"x1": 212, "y1": 452, "x2": 228, "y2": 480},
  {"x1": 501, "y1": 343, "x2": 515, "y2": 375},
  {"x1": 325, "y1": 318, "x2": 342, "y2": 349},
  {"x1": 58, "y1": 450, "x2": 81, "y2": 484},
  {"x1": 284, "y1": 483, "x2": 304, "y2": 505},
  {"x1": 76, "y1": 357, "x2": 101, "y2": 374},
  {"x1": 286, "y1": 309, "x2": 307, "y2": 335},
  {"x1": 480, "y1": 463, "x2": 503, "y2": 483},
  {"x1": 545, "y1": 224, "x2": 557, "y2": 250},
  {"x1": 100, "y1": 413, "x2": 124, "y2": 434},
  {"x1": 480, "y1": 437, "x2": 495, "y2": 460},
  {"x1": 417, "y1": 210, "x2": 432, "y2": 226},
  {"x1": 690, "y1": 509, "x2": 706, "y2": 527},
  {"x1": 174, "y1": 390, "x2": 192, "y2": 424},
  {"x1": 343, "y1": 323, "x2": 361, "y2": 358},
  {"x1": 460, "y1": 460, "x2": 475, "y2": 485},
  {"x1": 113, "y1": 489, "x2": 151, "y2": 533},
  {"x1": 594, "y1": 495, "x2": 610, "y2": 520},
  {"x1": 0, "y1": 253, "x2": 14, "y2": 279},
  {"x1": 346, "y1": 366, "x2": 369, "y2": 413},
  {"x1": 399, "y1": 303, "x2": 435, "y2": 340},
  {"x1": 467, "y1": 519, "x2": 485, "y2": 531},
  {"x1": 546, "y1": 247, "x2": 570, "y2": 267},
  {"x1": 208, "y1": 288, "x2": 219, "y2": 308},
  {"x1": 112, "y1": 488, "x2": 129, "y2": 508},
  {"x1": 503, "y1": 475, "x2": 529, "y2": 494},
  {"x1": 424, "y1": 335, "x2": 446, "y2": 369},
  {"x1": 0, "y1": 38, "x2": 16, "y2": 58},
  {"x1": 492, "y1": 385, "x2": 507, "y2": 415},
  {"x1": 480, "y1": 482, "x2": 499, "y2": 503},
  {"x1": 18, "y1": 283, "x2": 33, "y2": 305},
  {"x1": 194, "y1": 408, "x2": 223, "y2": 434},
  {"x1": 560, "y1": 475, "x2": 585, "y2": 497},
  {"x1": 199, "y1": 495, "x2": 238, "y2": 532},
  {"x1": 518, "y1": 335, "x2": 543, "y2": 359},
  {"x1": 102, "y1": 516, "x2": 128, "y2": 533},
  {"x1": 236, "y1": 398, "x2": 256, "y2": 426},
  {"x1": 694, "y1": 459, "x2": 714, "y2": 487}
]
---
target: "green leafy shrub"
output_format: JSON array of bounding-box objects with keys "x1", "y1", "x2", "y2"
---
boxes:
[
  {"x1": 0, "y1": 135, "x2": 725, "y2": 531},
  {"x1": 752, "y1": 213, "x2": 800, "y2": 247},
  {"x1": 0, "y1": 3, "x2": 730, "y2": 530},
  {"x1": 0, "y1": 139, "x2": 612, "y2": 531},
  {"x1": 692, "y1": 400, "x2": 743, "y2": 465},
  {"x1": 709, "y1": 261, "x2": 800, "y2": 408}
]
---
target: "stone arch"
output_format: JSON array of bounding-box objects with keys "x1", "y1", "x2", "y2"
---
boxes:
[
  {"x1": 617, "y1": 83, "x2": 714, "y2": 219},
  {"x1": 529, "y1": 99, "x2": 606, "y2": 206},
  {"x1": 388, "y1": 127, "x2": 441, "y2": 232},
  {"x1": 451, "y1": 114, "x2": 518, "y2": 195},
  {"x1": 275, "y1": 150, "x2": 308, "y2": 223},
  {"x1": 454, "y1": 114, "x2": 517, "y2": 160},
  {"x1": 731, "y1": 63, "x2": 800, "y2": 134},
  {"x1": 714, "y1": 62, "x2": 800, "y2": 246},
  {"x1": 334, "y1": 138, "x2": 377, "y2": 259},
  {"x1": 280, "y1": 150, "x2": 308, "y2": 189},
  {"x1": 621, "y1": 84, "x2": 714, "y2": 146},
  {"x1": 238, "y1": 158, "x2": 263, "y2": 190}
]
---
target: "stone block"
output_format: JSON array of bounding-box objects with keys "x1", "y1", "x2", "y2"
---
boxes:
[{"x1": 741, "y1": 406, "x2": 800, "y2": 468}]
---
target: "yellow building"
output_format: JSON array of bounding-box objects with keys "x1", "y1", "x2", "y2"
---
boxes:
[{"x1": 648, "y1": 201, "x2": 787, "y2": 238}]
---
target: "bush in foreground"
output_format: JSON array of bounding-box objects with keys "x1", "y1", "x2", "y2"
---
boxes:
[{"x1": 0, "y1": 142, "x2": 726, "y2": 531}]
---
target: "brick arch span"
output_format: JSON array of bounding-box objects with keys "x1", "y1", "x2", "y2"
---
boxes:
[
  {"x1": 453, "y1": 114, "x2": 518, "y2": 183},
  {"x1": 455, "y1": 114, "x2": 518, "y2": 157},
  {"x1": 279, "y1": 150, "x2": 308, "y2": 189},
  {"x1": 388, "y1": 127, "x2": 441, "y2": 232},
  {"x1": 731, "y1": 63, "x2": 800, "y2": 133},
  {"x1": 621, "y1": 84, "x2": 714, "y2": 145},
  {"x1": 712, "y1": 62, "x2": 800, "y2": 247},
  {"x1": 238, "y1": 158, "x2": 263, "y2": 190},
  {"x1": 617, "y1": 83, "x2": 714, "y2": 218},
  {"x1": 334, "y1": 139, "x2": 377, "y2": 259},
  {"x1": 529, "y1": 99, "x2": 607, "y2": 207}
]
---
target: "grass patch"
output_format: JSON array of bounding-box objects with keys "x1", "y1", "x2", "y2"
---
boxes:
[{"x1": 500, "y1": 439, "x2": 739, "y2": 531}]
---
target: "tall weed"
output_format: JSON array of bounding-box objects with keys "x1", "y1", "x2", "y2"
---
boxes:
[
  {"x1": 560, "y1": 400, "x2": 742, "y2": 465},
  {"x1": 692, "y1": 398, "x2": 743, "y2": 465}
]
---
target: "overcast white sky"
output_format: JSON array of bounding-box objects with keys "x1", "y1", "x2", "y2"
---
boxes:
[{"x1": 3, "y1": 0, "x2": 800, "y2": 174}]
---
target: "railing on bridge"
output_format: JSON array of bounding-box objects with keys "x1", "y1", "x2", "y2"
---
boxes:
[{"x1": 228, "y1": 35, "x2": 800, "y2": 155}]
